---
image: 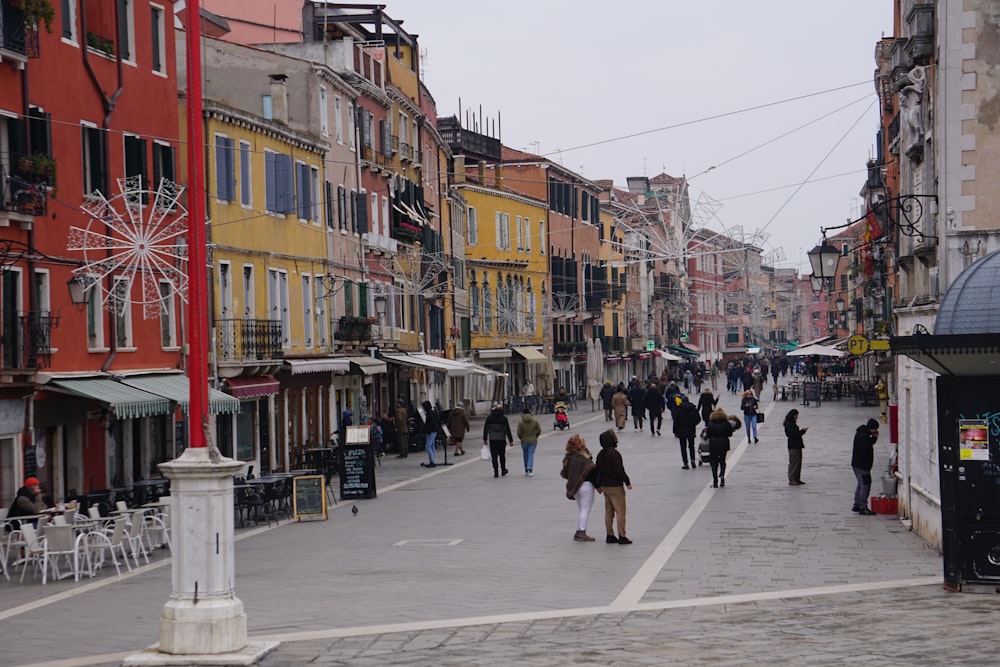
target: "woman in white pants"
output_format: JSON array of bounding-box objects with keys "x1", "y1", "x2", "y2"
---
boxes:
[{"x1": 560, "y1": 434, "x2": 599, "y2": 542}]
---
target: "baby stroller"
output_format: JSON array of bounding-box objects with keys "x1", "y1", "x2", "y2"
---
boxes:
[
  {"x1": 554, "y1": 402, "x2": 570, "y2": 430},
  {"x1": 698, "y1": 428, "x2": 710, "y2": 467}
]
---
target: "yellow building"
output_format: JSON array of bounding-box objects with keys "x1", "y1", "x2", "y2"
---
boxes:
[
  {"x1": 597, "y1": 204, "x2": 629, "y2": 385},
  {"x1": 457, "y1": 178, "x2": 548, "y2": 394}
]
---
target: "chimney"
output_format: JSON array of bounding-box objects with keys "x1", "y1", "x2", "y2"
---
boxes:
[
  {"x1": 478, "y1": 160, "x2": 486, "y2": 184},
  {"x1": 493, "y1": 163, "x2": 503, "y2": 189},
  {"x1": 453, "y1": 155, "x2": 466, "y2": 184},
  {"x1": 269, "y1": 74, "x2": 289, "y2": 124}
]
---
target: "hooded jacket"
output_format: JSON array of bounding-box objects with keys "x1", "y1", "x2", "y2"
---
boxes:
[
  {"x1": 517, "y1": 412, "x2": 542, "y2": 445},
  {"x1": 705, "y1": 408, "x2": 734, "y2": 454},
  {"x1": 697, "y1": 390, "x2": 719, "y2": 422},
  {"x1": 851, "y1": 420, "x2": 879, "y2": 471},
  {"x1": 595, "y1": 429, "x2": 631, "y2": 487},
  {"x1": 483, "y1": 408, "x2": 513, "y2": 444},
  {"x1": 672, "y1": 398, "x2": 702, "y2": 438},
  {"x1": 447, "y1": 407, "x2": 471, "y2": 439}
]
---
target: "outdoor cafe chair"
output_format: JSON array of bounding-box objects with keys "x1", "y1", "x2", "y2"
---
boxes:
[
  {"x1": 84, "y1": 515, "x2": 130, "y2": 575},
  {"x1": 115, "y1": 500, "x2": 129, "y2": 513},
  {"x1": 39, "y1": 523, "x2": 91, "y2": 583},
  {"x1": 16, "y1": 524, "x2": 46, "y2": 584},
  {"x1": 144, "y1": 511, "x2": 171, "y2": 551},
  {"x1": 124, "y1": 512, "x2": 150, "y2": 566}
]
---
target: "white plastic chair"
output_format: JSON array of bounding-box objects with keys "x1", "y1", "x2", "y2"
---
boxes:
[
  {"x1": 17, "y1": 524, "x2": 47, "y2": 584},
  {"x1": 40, "y1": 524, "x2": 90, "y2": 583},
  {"x1": 85, "y1": 516, "x2": 130, "y2": 575},
  {"x1": 115, "y1": 501, "x2": 129, "y2": 513},
  {"x1": 144, "y1": 511, "x2": 171, "y2": 551},
  {"x1": 88, "y1": 507, "x2": 102, "y2": 520},
  {"x1": 124, "y1": 513, "x2": 149, "y2": 566}
]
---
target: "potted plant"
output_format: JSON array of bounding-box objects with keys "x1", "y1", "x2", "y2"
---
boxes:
[
  {"x1": 16, "y1": 153, "x2": 57, "y2": 190},
  {"x1": 10, "y1": 0, "x2": 54, "y2": 32}
]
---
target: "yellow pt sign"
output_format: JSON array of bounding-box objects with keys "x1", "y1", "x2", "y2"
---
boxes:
[{"x1": 847, "y1": 335, "x2": 869, "y2": 355}]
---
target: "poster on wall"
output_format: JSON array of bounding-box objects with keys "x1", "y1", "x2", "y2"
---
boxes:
[{"x1": 959, "y1": 419, "x2": 989, "y2": 461}]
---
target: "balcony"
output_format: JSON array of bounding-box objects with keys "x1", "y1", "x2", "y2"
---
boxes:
[
  {"x1": 601, "y1": 336, "x2": 626, "y2": 354},
  {"x1": 1, "y1": 311, "x2": 57, "y2": 370},
  {"x1": 554, "y1": 341, "x2": 586, "y2": 356},
  {"x1": 334, "y1": 316, "x2": 374, "y2": 342},
  {"x1": 216, "y1": 318, "x2": 283, "y2": 362},
  {"x1": 399, "y1": 142, "x2": 414, "y2": 162},
  {"x1": 0, "y1": 2, "x2": 31, "y2": 61},
  {"x1": 1, "y1": 153, "x2": 52, "y2": 220}
]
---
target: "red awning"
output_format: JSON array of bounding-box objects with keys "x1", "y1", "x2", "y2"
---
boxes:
[
  {"x1": 225, "y1": 376, "x2": 279, "y2": 399},
  {"x1": 639, "y1": 352, "x2": 652, "y2": 359}
]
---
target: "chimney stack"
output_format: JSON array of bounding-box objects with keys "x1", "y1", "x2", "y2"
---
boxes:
[
  {"x1": 494, "y1": 163, "x2": 503, "y2": 189},
  {"x1": 269, "y1": 74, "x2": 289, "y2": 124},
  {"x1": 453, "y1": 155, "x2": 466, "y2": 184}
]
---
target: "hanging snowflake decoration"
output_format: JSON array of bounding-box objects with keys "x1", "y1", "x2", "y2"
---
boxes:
[
  {"x1": 67, "y1": 176, "x2": 188, "y2": 319},
  {"x1": 495, "y1": 283, "x2": 518, "y2": 336}
]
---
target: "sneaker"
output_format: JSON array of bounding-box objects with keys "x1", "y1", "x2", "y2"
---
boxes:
[
  {"x1": 859, "y1": 508, "x2": 876, "y2": 516},
  {"x1": 527, "y1": 469, "x2": 533, "y2": 477},
  {"x1": 617, "y1": 537, "x2": 633, "y2": 545},
  {"x1": 754, "y1": 438, "x2": 759, "y2": 443},
  {"x1": 502, "y1": 469, "x2": 509, "y2": 476},
  {"x1": 606, "y1": 535, "x2": 619, "y2": 544}
]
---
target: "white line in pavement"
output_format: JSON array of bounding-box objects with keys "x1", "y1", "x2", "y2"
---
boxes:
[{"x1": 607, "y1": 403, "x2": 769, "y2": 611}]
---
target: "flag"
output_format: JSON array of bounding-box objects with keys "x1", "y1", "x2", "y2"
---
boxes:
[{"x1": 865, "y1": 205, "x2": 884, "y2": 241}]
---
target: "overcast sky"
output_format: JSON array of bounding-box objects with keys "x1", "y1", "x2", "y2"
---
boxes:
[{"x1": 385, "y1": 0, "x2": 894, "y2": 273}]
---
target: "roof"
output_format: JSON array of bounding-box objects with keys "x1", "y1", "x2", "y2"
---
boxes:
[
  {"x1": 500, "y1": 145, "x2": 545, "y2": 162},
  {"x1": 935, "y1": 249, "x2": 1000, "y2": 334}
]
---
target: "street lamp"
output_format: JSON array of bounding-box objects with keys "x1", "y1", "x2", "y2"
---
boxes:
[
  {"x1": 807, "y1": 237, "x2": 842, "y2": 281},
  {"x1": 374, "y1": 293, "x2": 387, "y2": 341},
  {"x1": 835, "y1": 297, "x2": 845, "y2": 313},
  {"x1": 66, "y1": 276, "x2": 90, "y2": 306}
]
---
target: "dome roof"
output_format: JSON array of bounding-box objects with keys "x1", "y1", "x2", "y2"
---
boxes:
[{"x1": 935, "y1": 249, "x2": 1000, "y2": 335}]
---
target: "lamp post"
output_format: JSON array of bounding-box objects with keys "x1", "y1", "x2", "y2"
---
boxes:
[
  {"x1": 66, "y1": 276, "x2": 89, "y2": 307},
  {"x1": 374, "y1": 293, "x2": 387, "y2": 341},
  {"x1": 807, "y1": 237, "x2": 842, "y2": 283}
]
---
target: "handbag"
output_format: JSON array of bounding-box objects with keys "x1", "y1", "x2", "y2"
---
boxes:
[
  {"x1": 756, "y1": 412, "x2": 765, "y2": 423},
  {"x1": 480, "y1": 443, "x2": 490, "y2": 461}
]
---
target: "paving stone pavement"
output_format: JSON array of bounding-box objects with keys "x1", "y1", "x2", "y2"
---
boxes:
[{"x1": 1, "y1": 383, "x2": 987, "y2": 667}]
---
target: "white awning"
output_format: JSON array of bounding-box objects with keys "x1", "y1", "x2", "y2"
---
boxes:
[
  {"x1": 382, "y1": 353, "x2": 473, "y2": 377},
  {"x1": 285, "y1": 358, "x2": 351, "y2": 375},
  {"x1": 512, "y1": 346, "x2": 545, "y2": 363},
  {"x1": 477, "y1": 348, "x2": 512, "y2": 360},
  {"x1": 347, "y1": 355, "x2": 387, "y2": 375}
]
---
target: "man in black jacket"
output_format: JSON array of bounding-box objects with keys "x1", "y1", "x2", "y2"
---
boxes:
[
  {"x1": 672, "y1": 396, "x2": 702, "y2": 469},
  {"x1": 851, "y1": 418, "x2": 880, "y2": 515},
  {"x1": 596, "y1": 429, "x2": 633, "y2": 544},
  {"x1": 599, "y1": 381, "x2": 615, "y2": 421},
  {"x1": 644, "y1": 383, "x2": 665, "y2": 437}
]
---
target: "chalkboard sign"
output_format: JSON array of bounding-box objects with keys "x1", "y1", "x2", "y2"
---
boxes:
[
  {"x1": 292, "y1": 475, "x2": 328, "y2": 521},
  {"x1": 802, "y1": 382, "x2": 821, "y2": 406},
  {"x1": 24, "y1": 442, "x2": 37, "y2": 478},
  {"x1": 339, "y1": 442, "x2": 377, "y2": 500}
]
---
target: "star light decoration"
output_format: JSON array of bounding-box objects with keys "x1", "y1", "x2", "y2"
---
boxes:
[{"x1": 67, "y1": 177, "x2": 188, "y2": 319}]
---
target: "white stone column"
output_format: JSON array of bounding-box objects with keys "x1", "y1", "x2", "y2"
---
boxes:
[{"x1": 124, "y1": 446, "x2": 276, "y2": 665}]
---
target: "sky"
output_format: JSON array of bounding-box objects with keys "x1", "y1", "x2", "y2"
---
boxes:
[{"x1": 384, "y1": 0, "x2": 895, "y2": 274}]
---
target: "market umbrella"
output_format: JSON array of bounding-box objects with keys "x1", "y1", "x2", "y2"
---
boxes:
[{"x1": 586, "y1": 338, "x2": 600, "y2": 401}]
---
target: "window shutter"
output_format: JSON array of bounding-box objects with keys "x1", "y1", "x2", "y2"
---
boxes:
[
  {"x1": 355, "y1": 191, "x2": 368, "y2": 234},
  {"x1": 495, "y1": 212, "x2": 502, "y2": 250},
  {"x1": 296, "y1": 163, "x2": 309, "y2": 219},
  {"x1": 225, "y1": 139, "x2": 235, "y2": 201},
  {"x1": 215, "y1": 137, "x2": 227, "y2": 200},
  {"x1": 265, "y1": 152, "x2": 276, "y2": 211},
  {"x1": 274, "y1": 154, "x2": 292, "y2": 214},
  {"x1": 325, "y1": 181, "x2": 334, "y2": 228}
]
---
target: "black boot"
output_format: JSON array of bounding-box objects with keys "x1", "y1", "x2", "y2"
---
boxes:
[
  {"x1": 712, "y1": 477, "x2": 718, "y2": 488},
  {"x1": 720, "y1": 476, "x2": 725, "y2": 487}
]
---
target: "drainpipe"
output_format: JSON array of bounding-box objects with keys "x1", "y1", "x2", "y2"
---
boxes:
[{"x1": 80, "y1": 1, "x2": 126, "y2": 372}]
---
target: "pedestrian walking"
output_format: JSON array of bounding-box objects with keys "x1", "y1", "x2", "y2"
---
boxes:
[
  {"x1": 560, "y1": 434, "x2": 598, "y2": 542},
  {"x1": 600, "y1": 381, "x2": 615, "y2": 421},
  {"x1": 710, "y1": 364, "x2": 719, "y2": 390},
  {"x1": 740, "y1": 390, "x2": 760, "y2": 443},
  {"x1": 420, "y1": 400, "x2": 439, "y2": 468},
  {"x1": 852, "y1": 418, "x2": 880, "y2": 514},
  {"x1": 611, "y1": 386, "x2": 630, "y2": 431},
  {"x1": 705, "y1": 409, "x2": 738, "y2": 488},
  {"x1": 516, "y1": 406, "x2": 542, "y2": 476},
  {"x1": 672, "y1": 395, "x2": 701, "y2": 469},
  {"x1": 393, "y1": 399, "x2": 409, "y2": 458},
  {"x1": 483, "y1": 401, "x2": 514, "y2": 478},
  {"x1": 784, "y1": 408, "x2": 808, "y2": 485},
  {"x1": 447, "y1": 402, "x2": 471, "y2": 456},
  {"x1": 645, "y1": 382, "x2": 665, "y2": 437},
  {"x1": 595, "y1": 429, "x2": 633, "y2": 544},
  {"x1": 697, "y1": 387, "x2": 719, "y2": 424},
  {"x1": 628, "y1": 381, "x2": 647, "y2": 431}
]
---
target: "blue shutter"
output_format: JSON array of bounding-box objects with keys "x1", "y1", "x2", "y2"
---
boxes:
[
  {"x1": 265, "y1": 152, "x2": 276, "y2": 212},
  {"x1": 275, "y1": 154, "x2": 292, "y2": 214},
  {"x1": 325, "y1": 181, "x2": 334, "y2": 228},
  {"x1": 355, "y1": 191, "x2": 368, "y2": 234},
  {"x1": 297, "y1": 163, "x2": 308, "y2": 219},
  {"x1": 225, "y1": 139, "x2": 236, "y2": 201}
]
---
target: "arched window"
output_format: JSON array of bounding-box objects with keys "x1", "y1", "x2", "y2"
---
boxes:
[{"x1": 482, "y1": 275, "x2": 493, "y2": 334}]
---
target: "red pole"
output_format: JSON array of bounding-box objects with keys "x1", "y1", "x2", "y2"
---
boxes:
[{"x1": 185, "y1": 0, "x2": 207, "y2": 448}]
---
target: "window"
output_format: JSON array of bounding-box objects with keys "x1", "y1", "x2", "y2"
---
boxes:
[
  {"x1": 524, "y1": 218, "x2": 531, "y2": 252},
  {"x1": 82, "y1": 123, "x2": 107, "y2": 196},
  {"x1": 262, "y1": 95, "x2": 273, "y2": 120},
  {"x1": 239, "y1": 141, "x2": 251, "y2": 207},
  {"x1": 159, "y1": 281, "x2": 176, "y2": 348},
  {"x1": 370, "y1": 192, "x2": 379, "y2": 234},
  {"x1": 116, "y1": 0, "x2": 134, "y2": 62},
  {"x1": 151, "y1": 140, "x2": 176, "y2": 189},
  {"x1": 112, "y1": 277, "x2": 133, "y2": 348},
  {"x1": 315, "y1": 278, "x2": 327, "y2": 347},
  {"x1": 347, "y1": 102, "x2": 356, "y2": 151},
  {"x1": 242, "y1": 265, "x2": 255, "y2": 317},
  {"x1": 296, "y1": 161, "x2": 315, "y2": 221},
  {"x1": 538, "y1": 221, "x2": 545, "y2": 254},
  {"x1": 268, "y1": 269, "x2": 290, "y2": 347},
  {"x1": 502, "y1": 213, "x2": 510, "y2": 249},
  {"x1": 334, "y1": 96, "x2": 343, "y2": 144},
  {"x1": 319, "y1": 86, "x2": 329, "y2": 136},
  {"x1": 482, "y1": 278, "x2": 492, "y2": 333},
  {"x1": 150, "y1": 4, "x2": 165, "y2": 73},
  {"x1": 61, "y1": 0, "x2": 78, "y2": 43},
  {"x1": 398, "y1": 111, "x2": 408, "y2": 147},
  {"x1": 382, "y1": 196, "x2": 390, "y2": 237},
  {"x1": 86, "y1": 279, "x2": 105, "y2": 350},
  {"x1": 337, "y1": 185, "x2": 347, "y2": 229},
  {"x1": 515, "y1": 215, "x2": 523, "y2": 251},
  {"x1": 467, "y1": 206, "x2": 478, "y2": 245},
  {"x1": 264, "y1": 150, "x2": 293, "y2": 214},
  {"x1": 302, "y1": 275, "x2": 313, "y2": 348},
  {"x1": 124, "y1": 133, "x2": 147, "y2": 194},
  {"x1": 214, "y1": 134, "x2": 235, "y2": 202}
]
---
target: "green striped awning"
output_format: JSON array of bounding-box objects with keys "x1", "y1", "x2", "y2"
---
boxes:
[
  {"x1": 50, "y1": 378, "x2": 172, "y2": 420},
  {"x1": 119, "y1": 374, "x2": 241, "y2": 415}
]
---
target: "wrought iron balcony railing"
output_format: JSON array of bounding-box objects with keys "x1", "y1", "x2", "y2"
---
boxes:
[
  {"x1": 1, "y1": 311, "x2": 57, "y2": 370},
  {"x1": 334, "y1": 316, "x2": 374, "y2": 342},
  {"x1": 216, "y1": 318, "x2": 283, "y2": 362}
]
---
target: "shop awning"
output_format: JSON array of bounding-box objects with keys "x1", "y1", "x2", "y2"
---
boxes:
[
  {"x1": 669, "y1": 344, "x2": 699, "y2": 357},
  {"x1": 224, "y1": 376, "x2": 280, "y2": 399},
  {"x1": 382, "y1": 353, "x2": 473, "y2": 376},
  {"x1": 119, "y1": 374, "x2": 241, "y2": 415},
  {"x1": 776, "y1": 342, "x2": 799, "y2": 351},
  {"x1": 512, "y1": 346, "x2": 545, "y2": 363},
  {"x1": 348, "y1": 355, "x2": 387, "y2": 375},
  {"x1": 476, "y1": 348, "x2": 512, "y2": 360},
  {"x1": 285, "y1": 358, "x2": 350, "y2": 375},
  {"x1": 49, "y1": 377, "x2": 172, "y2": 420},
  {"x1": 654, "y1": 350, "x2": 683, "y2": 362}
]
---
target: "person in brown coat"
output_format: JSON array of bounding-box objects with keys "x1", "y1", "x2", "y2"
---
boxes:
[
  {"x1": 447, "y1": 402, "x2": 471, "y2": 456},
  {"x1": 560, "y1": 434, "x2": 598, "y2": 542},
  {"x1": 611, "y1": 388, "x2": 630, "y2": 431}
]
